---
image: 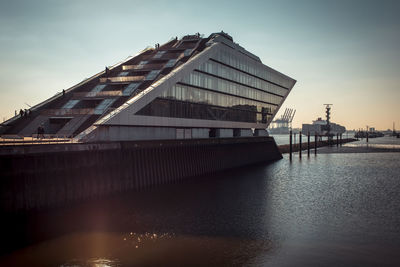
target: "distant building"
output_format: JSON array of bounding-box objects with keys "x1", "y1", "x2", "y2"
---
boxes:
[{"x1": 1, "y1": 32, "x2": 296, "y2": 142}]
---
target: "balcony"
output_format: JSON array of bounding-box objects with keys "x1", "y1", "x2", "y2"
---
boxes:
[
  {"x1": 42, "y1": 109, "x2": 95, "y2": 116},
  {"x1": 148, "y1": 52, "x2": 183, "y2": 61},
  {"x1": 99, "y1": 76, "x2": 145, "y2": 84},
  {"x1": 122, "y1": 63, "x2": 164, "y2": 71},
  {"x1": 73, "y1": 91, "x2": 123, "y2": 98}
]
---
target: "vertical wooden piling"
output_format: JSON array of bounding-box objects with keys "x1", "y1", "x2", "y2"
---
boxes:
[
  {"x1": 299, "y1": 131, "x2": 302, "y2": 159},
  {"x1": 314, "y1": 133, "x2": 317, "y2": 155},
  {"x1": 307, "y1": 132, "x2": 310, "y2": 157},
  {"x1": 289, "y1": 130, "x2": 292, "y2": 161},
  {"x1": 336, "y1": 133, "x2": 339, "y2": 147}
]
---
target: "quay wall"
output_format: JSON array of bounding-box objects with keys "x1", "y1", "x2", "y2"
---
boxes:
[{"x1": 0, "y1": 137, "x2": 281, "y2": 212}]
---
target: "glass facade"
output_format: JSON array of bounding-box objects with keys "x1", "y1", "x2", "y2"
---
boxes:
[
  {"x1": 181, "y1": 71, "x2": 282, "y2": 105},
  {"x1": 136, "y1": 47, "x2": 294, "y2": 125},
  {"x1": 198, "y1": 60, "x2": 288, "y2": 96},
  {"x1": 165, "y1": 59, "x2": 177, "y2": 68},
  {"x1": 146, "y1": 70, "x2": 160, "y2": 80},
  {"x1": 153, "y1": 51, "x2": 166, "y2": 59},
  {"x1": 137, "y1": 84, "x2": 274, "y2": 123},
  {"x1": 62, "y1": 99, "x2": 80, "y2": 109},
  {"x1": 161, "y1": 84, "x2": 275, "y2": 113},
  {"x1": 122, "y1": 82, "x2": 140, "y2": 96},
  {"x1": 214, "y1": 48, "x2": 295, "y2": 89},
  {"x1": 184, "y1": 49, "x2": 192, "y2": 57},
  {"x1": 134, "y1": 61, "x2": 148, "y2": 69},
  {"x1": 91, "y1": 84, "x2": 106, "y2": 93},
  {"x1": 136, "y1": 98, "x2": 269, "y2": 123},
  {"x1": 94, "y1": 99, "x2": 115, "y2": 114},
  {"x1": 118, "y1": 71, "x2": 129, "y2": 77}
]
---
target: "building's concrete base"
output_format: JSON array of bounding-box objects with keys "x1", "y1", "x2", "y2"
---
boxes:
[
  {"x1": 254, "y1": 129, "x2": 268, "y2": 136},
  {"x1": 0, "y1": 137, "x2": 282, "y2": 212}
]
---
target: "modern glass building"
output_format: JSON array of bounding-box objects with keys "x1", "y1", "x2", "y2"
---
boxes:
[{"x1": 1, "y1": 32, "x2": 296, "y2": 141}]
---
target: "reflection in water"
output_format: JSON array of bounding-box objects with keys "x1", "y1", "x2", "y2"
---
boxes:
[
  {"x1": 62, "y1": 258, "x2": 117, "y2": 267},
  {"x1": 1, "y1": 144, "x2": 400, "y2": 266},
  {"x1": 58, "y1": 232, "x2": 176, "y2": 267},
  {"x1": 343, "y1": 136, "x2": 400, "y2": 149}
]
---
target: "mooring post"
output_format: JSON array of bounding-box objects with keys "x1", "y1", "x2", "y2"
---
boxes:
[
  {"x1": 299, "y1": 131, "x2": 302, "y2": 158},
  {"x1": 289, "y1": 130, "x2": 292, "y2": 161},
  {"x1": 366, "y1": 132, "x2": 369, "y2": 142},
  {"x1": 314, "y1": 133, "x2": 317, "y2": 155},
  {"x1": 307, "y1": 131, "x2": 310, "y2": 157},
  {"x1": 340, "y1": 133, "x2": 342, "y2": 146},
  {"x1": 336, "y1": 133, "x2": 339, "y2": 147}
]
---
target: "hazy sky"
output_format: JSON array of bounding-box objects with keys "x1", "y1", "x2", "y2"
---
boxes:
[{"x1": 0, "y1": 0, "x2": 399, "y2": 130}]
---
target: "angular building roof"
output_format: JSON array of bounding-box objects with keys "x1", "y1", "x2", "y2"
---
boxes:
[{"x1": 0, "y1": 32, "x2": 296, "y2": 142}]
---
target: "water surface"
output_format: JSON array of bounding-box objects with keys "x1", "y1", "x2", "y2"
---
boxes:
[{"x1": 1, "y1": 145, "x2": 399, "y2": 266}]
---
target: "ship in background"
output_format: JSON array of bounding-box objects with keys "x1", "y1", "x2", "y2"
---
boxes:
[
  {"x1": 267, "y1": 108, "x2": 296, "y2": 134},
  {"x1": 302, "y1": 104, "x2": 345, "y2": 136},
  {"x1": 302, "y1": 117, "x2": 346, "y2": 135}
]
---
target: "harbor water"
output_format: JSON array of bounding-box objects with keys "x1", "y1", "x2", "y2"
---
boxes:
[{"x1": 1, "y1": 136, "x2": 400, "y2": 266}]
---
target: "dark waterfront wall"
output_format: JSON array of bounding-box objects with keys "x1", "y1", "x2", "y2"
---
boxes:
[{"x1": 0, "y1": 137, "x2": 281, "y2": 212}]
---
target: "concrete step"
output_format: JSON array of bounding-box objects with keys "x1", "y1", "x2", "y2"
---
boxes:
[
  {"x1": 18, "y1": 115, "x2": 49, "y2": 137},
  {"x1": 56, "y1": 115, "x2": 90, "y2": 137}
]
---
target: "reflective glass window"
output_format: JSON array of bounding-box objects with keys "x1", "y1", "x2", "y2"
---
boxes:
[
  {"x1": 118, "y1": 71, "x2": 129, "y2": 77},
  {"x1": 198, "y1": 60, "x2": 288, "y2": 96},
  {"x1": 146, "y1": 70, "x2": 160, "y2": 80},
  {"x1": 163, "y1": 84, "x2": 276, "y2": 114},
  {"x1": 62, "y1": 100, "x2": 79, "y2": 109},
  {"x1": 136, "y1": 97, "x2": 272, "y2": 124},
  {"x1": 122, "y1": 83, "x2": 140, "y2": 96},
  {"x1": 182, "y1": 70, "x2": 283, "y2": 105},
  {"x1": 91, "y1": 84, "x2": 106, "y2": 93},
  {"x1": 135, "y1": 61, "x2": 148, "y2": 70},
  {"x1": 213, "y1": 49, "x2": 295, "y2": 88},
  {"x1": 153, "y1": 51, "x2": 166, "y2": 59},
  {"x1": 94, "y1": 99, "x2": 115, "y2": 114},
  {"x1": 165, "y1": 59, "x2": 176, "y2": 68}
]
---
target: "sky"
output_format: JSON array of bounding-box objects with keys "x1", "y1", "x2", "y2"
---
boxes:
[{"x1": 0, "y1": 0, "x2": 399, "y2": 130}]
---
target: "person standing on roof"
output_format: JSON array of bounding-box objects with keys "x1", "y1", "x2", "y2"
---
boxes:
[
  {"x1": 37, "y1": 125, "x2": 41, "y2": 139},
  {"x1": 37, "y1": 124, "x2": 45, "y2": 139}
]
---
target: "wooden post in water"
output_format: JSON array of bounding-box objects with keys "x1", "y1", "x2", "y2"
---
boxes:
[
  {"x1": 299, "y1": 131, "x2": 302, "y2": 158},
  {"x1": 340, "y1": 133, "x2": 342, "y2": 146},
  {"x1": 314, "y1": 133, "x2": 318, "y2": 155},
  {"x1": 366, "y1": 132, "x2": 369, "y2": 142},
  {"x1": 336, "y1": 133, "x2": 339, "y2": 147},
  {"x1": 289, "y1": 130, "x2": 293, "y2": 161},
  {"x1": 307, "y1": 132, "x2": 310, "y2": 157}
]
